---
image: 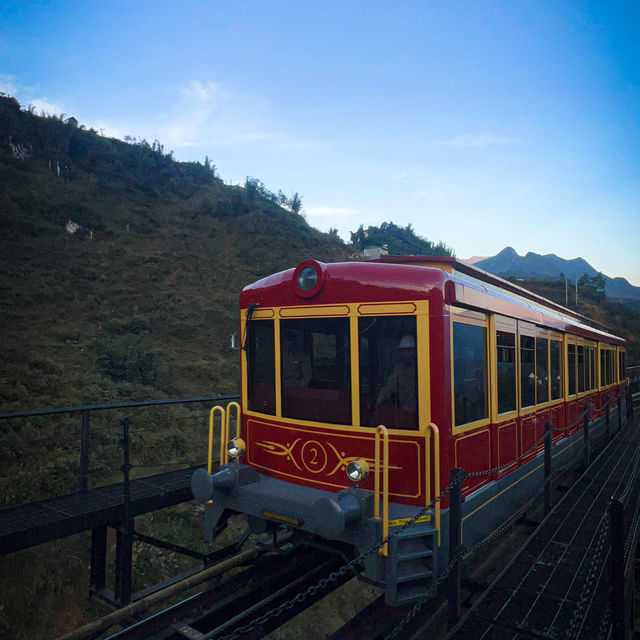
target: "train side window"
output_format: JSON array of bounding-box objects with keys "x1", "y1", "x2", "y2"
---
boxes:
[
  {"x1": 621, "y1": 351, "x2": 626, "y2": 380},
  {"x1": 577, "y1": 346, "x2": 585, "y2": 393},
  {"x1": 497, "y1": 330, "x2": 516, "y2": 414},
  {"x1": 520, "y1": 335, "x2": 535, "y2": 408},
  {"x1": 359, "y1": 316, "x2": 418, "y2": 429},
  {"x1": 280, "y1": 317, "x2": 351, "y2": 424},
  {"x1": 536, "y1": 337, "x2": 549, "y2": 404},
  {"x1": 568, "y1": 344, "x2": 576, "y2": 395},
  {"x1": 550, "y1": 340, "x2": 562, "y2": 400},
  {"x1": 246, "y1": 320, "x2": 276, "y2": 415},
  {"x1": 453, "y1": 321, "x2": 488, "y2": 426},
  {"x1": 609, "y1": 349, "x2": 615, "y2": 384}
]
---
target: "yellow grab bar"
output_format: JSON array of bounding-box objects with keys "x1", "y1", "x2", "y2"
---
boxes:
[
  {"x1": 208, "y1": 405, "x2": 226, "y2": 473},
  {"x1": 224, "y1": 402, "x2": 241, "y2": 464},
  {"x1": 375, "y1": 425, "x2": 389, "y2": 556},
  {"x1": 427, "y1": 422, "x2": 441, "y2": 545}
]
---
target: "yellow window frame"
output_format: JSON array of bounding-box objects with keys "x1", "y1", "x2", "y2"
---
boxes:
[
  {"x1": 451, "y1": 308, "x2": 491, "y2": 435},
  {"x1": 517, "y1": 321, "x2": 538, "y2": 415},
  {"x1": 491, "y1": 315, "x2": 518, "y2": 423},
  {"x1": 240, "y1": 301, "x2": 431, "y2": 435},
  {"x1": 598, "y1": 342, "x2": 617, "y2": 389},
  {"x1": 565, "y1": 335, "x2": 580, "y2": 399},
  {"x1": 548, "y1": 334, "x2": 564, "y2": 403}
]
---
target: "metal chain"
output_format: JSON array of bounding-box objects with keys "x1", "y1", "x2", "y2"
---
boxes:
[
  {"x1": 462, "y1": 482, "x2": 546, "y2": 556},
  {"x1": 213, "y1": 482, "x2": 456, "y2": 640},
  {"x1": 618, "y1": 441, "x2": 640, "y2": 506},
  {"x1": 467, "y1": 430, "x2": 548, "y2": 478},
  {"x1": 468, "y1": 407, "x2": 593, "y2": 479},
  {"x1": 566, "y1": 514, "x2": 610, "y2": 640},
  {"x1": 596, "y1": 604, "x2": 612, "y2": 640},
  {"x1": 551, "y1": 410, "x2": 588, "y2": 433}
]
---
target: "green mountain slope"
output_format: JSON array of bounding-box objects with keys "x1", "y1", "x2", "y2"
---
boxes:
[
  {"x1": 350, "y1": 221, "x2": 454, "y2": 257},
  {"x1": 0, "y1": 94, "x2": 350, "y2": 410}
]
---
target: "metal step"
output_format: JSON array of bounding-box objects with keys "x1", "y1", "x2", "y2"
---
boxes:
[
  {"x1": 388, "y1": 581, "x2": 433, "y2": 606},
  {"x1": 397, "y1": 568, "x2": 434, "y2": 584},
  {"x1": 385, "y1": 524, "x2": 438, "y2": 606}
]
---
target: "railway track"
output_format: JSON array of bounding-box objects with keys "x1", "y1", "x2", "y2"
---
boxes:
[
  {"x1": 62, "y1": 409, "x2": 638, "y2": 640},
  {"x1": 59, "y1": 536, "x2": 354, "y2": 640},
  {"x1": 62, "y1": 476, "x2": 571, "y2": 640}
]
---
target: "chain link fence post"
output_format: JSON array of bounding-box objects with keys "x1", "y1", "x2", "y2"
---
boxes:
[
  {"x1": 583, "y1": 406, "x2": 590, "y2": 469},
  {"x1": 544, "y1": 422, "x2": 552, "y2": 515},
  {"x1": 447, "y1": 468, "x2": 465, "y2": 628},
  {"x1": 618, "y1": 396, "x2": 622, "y2": 432}
]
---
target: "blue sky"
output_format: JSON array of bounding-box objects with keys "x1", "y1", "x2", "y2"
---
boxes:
[{"x1": 1, "y1": 1, "x2": 639, "y2": 284}]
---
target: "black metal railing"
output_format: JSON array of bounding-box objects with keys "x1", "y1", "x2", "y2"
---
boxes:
[
  {"x1": 629, "y1": 365, "x2": 640, "y2": 395},
  {"x1": 0, "y1": 394, "x2": 239, "y2": 501}
]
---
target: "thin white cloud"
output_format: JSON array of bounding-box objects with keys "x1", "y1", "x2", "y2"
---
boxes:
[
  {"x1": 29, "y1": 97, "x2": 65, "y2": 116},
  {"x1": 0, "y1": 74, "x2": 68, "y2": 117},
  {"x1": 391, "y1": 172, "x2": 408, "y2": 181},
  {"x1": 156, "y1": 80, "x2": 327, "y2": 152},
  {"x1": 441, "y1": 133, "x2": 517, "y2": 148},
  {"x1": 0, "y1": 74, "x2": 18, "y2": 96},
  {"x1": 305, "y1": 205, "x2": 378, "y2": 242}
]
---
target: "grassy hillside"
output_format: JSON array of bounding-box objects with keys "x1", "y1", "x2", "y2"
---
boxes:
[
  {"x1": 0, "y1": 94, "x2": 350, "y2": 412},
  {"x1": 0, "y1": 94, "x2": 354, "y2": 639},
  {"x1": 1, "y1": 94, "x2": 639, "y2": 638}
]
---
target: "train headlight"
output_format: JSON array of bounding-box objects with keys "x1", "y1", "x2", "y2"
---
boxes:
[
  {"x1": 297, "y1": 267, "x2": 318, "y2": 291},
  {"x1": 227, "y1": 437, "x2": 246, "y2": 460},
  {"x1": 293, "y1": 260, "x2": 326, "y2": 298},
  {"x1": 346, "y1": 458, "x2": 369, "y2": 483}
]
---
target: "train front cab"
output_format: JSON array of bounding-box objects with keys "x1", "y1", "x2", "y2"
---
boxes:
[{"x1": 191, "y1": 285, "x2": 448, "y2": 605}]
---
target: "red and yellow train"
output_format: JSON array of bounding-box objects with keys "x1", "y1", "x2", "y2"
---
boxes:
[{"x1": 192, "y1": 256, "x2": 628, "y2": 605}]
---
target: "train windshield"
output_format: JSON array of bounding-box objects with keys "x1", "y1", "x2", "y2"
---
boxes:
[
  {"x1": 280, "y1": 317, "x2": 352, "y2": 424},
  {"x1": 246, "y1": 315, "x2": 419, "y2": 429},
  {"x1": 246, "y1": 320, "x2": 276, "y2": 415},
  {"x1": 359, "y1": 316, "x2": 418, "y2": 429}
]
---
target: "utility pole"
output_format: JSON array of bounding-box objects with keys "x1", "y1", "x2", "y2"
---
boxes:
[
  {"x1": 575, "y1": 274, "x2": 578, "y2": 307},
  {"x1": 565, "y1": 277, "x2": 568, "y2": 307}
]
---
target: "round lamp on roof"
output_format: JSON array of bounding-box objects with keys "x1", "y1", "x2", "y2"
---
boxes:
[{"x1": 293, "y1": 260, "x2": 326, "y2": 298}]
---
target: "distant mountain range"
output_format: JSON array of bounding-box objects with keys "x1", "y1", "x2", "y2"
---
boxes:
[{"x1": 467, "y1": 247, "x2": 640, "y2": 305}]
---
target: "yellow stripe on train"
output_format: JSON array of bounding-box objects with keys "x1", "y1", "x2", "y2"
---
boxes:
[{"x1": 388, "y1": 515, "x2": 431, "y2": 527}]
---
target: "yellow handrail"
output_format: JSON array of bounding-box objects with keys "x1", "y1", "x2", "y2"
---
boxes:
[
  {"x1": 208, "y1": 405, "x2": 226, "y2": 473},
  {"x1": 427, "y1": 422, "x2": 441, "y2": 545},
  {"x1": 224, "y1": 402, "x2": 241, "y2": 464},
  {"x1": 375, "y1": 425, "x2": 389, "y2": 556}
]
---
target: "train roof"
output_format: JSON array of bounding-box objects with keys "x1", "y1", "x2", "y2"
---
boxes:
[
  {"x1": 241, "y1": 257, "x2": 625, "y2": 346},
  {"x1": 372, "y1": 256, "x2": 614, "y2": 331}
]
